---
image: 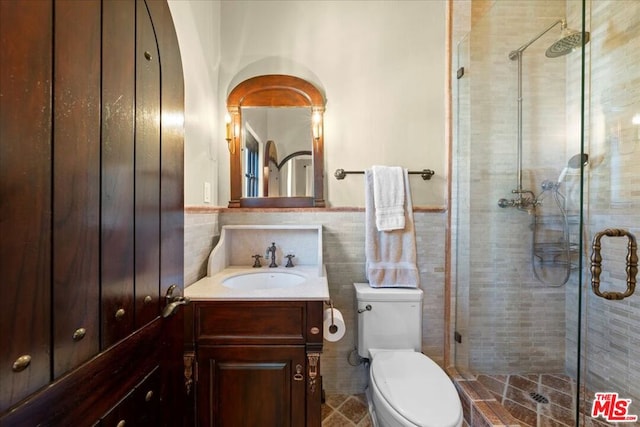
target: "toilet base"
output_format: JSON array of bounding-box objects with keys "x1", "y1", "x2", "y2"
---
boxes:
[{"x1": 365, "y1": 386, "x2": 380, "y2": 427}]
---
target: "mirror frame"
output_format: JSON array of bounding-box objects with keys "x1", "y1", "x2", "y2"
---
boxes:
[
  {"x1": 226, "y1": 74, "x2": 325, "y2": 208},
  {"x1": 263, "y1": 140, "x2": 278, "y2": 197}
]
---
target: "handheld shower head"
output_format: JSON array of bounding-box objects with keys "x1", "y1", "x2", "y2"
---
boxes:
[
  {"x1": 557, "y1": 167, "x2": 570, "y2": 183},
  {"x1": 557, "y1": 153, "x2": 589, "y2": 183}
]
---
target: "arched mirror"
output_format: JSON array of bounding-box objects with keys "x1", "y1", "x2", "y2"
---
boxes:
[{"x1": 226, "y1": 74, "x2": 325, "y2": 208}]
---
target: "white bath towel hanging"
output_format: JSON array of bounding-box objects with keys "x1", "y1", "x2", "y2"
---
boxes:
[
  {"x1": 372, "y1": 165, "x2": 405, "y2": 231},
  {"x1": 365, "y1": 168, "x2": 420, "y2": 288}
]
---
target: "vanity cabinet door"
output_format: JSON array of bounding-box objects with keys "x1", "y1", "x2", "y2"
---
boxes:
[{"x1": 197, "y1": 345, "x2": 306, "y2": 427}]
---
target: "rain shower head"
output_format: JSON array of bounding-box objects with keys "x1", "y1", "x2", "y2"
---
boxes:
[
  {"x1": 546, "y1": 28, "x2": 590, "y2": 58},
  {"x1": 558, "y1": 153, "x2": 589, "y2": 182},
  {"x1": 509, "y1": 19, "x2": 589, "y2": 60}
]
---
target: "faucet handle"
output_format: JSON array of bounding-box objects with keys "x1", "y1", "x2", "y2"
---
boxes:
[
  {"x1": 285, "y1": 254, "x2": 295, "y2": 268},
  {"x1": 252, "y1": 254, "x2": 263, "y2": 268}
]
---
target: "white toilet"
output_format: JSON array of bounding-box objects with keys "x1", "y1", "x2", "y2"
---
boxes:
[{"x1": 354, "y1": 283, "x2": 463, "y2": 427}]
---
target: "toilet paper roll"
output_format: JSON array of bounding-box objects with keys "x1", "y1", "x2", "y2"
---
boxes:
[{"x1": 323, "y1": 307, "x2": 346, "y2": 342}]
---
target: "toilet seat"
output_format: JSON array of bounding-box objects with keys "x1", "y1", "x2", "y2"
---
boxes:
[{"x1": 370, "y1": 351, "x2": 462, "y2": 427}]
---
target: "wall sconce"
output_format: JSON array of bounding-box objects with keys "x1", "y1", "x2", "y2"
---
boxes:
[
  {"x1": 312, "y1": 110, "x2": 322, "y2": 140},
  {"x1": 225, "y1": 112, "x2": 235, "y2": 154},
  {"x1": 633, "y1": 113, "x2": 640, "y2": 140}
]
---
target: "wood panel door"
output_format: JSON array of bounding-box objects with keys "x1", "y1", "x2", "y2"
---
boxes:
[
  {"x1": 0, "y1": 0, "x2": 53, "y2": 408},
  {"x1": 0, "y1": 1, "x2": 185, "y2": 425}
]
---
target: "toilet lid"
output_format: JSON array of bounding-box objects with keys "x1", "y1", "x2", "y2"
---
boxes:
[{"x1": 371, "y1": 352, "x2": 462, "y2": 427}]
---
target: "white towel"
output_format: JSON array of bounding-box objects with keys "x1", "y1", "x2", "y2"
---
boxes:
[
  {"x1": 365, "y1": 169, "x2": 420, "y2": 288},
  {"x1": 372, "y1": 165, "x2": 405, "y2": 231}
]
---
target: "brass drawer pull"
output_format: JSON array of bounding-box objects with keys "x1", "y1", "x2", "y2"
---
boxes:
[
  {"x1": 591, "y1": 228, "x2": 638, "y2": 300},
  {"x1": 293, "y1": 364, "x2": 304, "y2": 381},
  {"x1": 72, "y1": 328, "x2": 86, "y2": 341},
  {"x1": 12, "y1": 355, "x2": 31, "y2": 372}
]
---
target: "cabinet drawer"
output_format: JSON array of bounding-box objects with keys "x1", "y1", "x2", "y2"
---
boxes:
[
  {"x1": 195, "y1": 301, "x2": 306, "y2": 345},
  {"x1": 100, "y1": 366, "x2": 161, "y2": 427}
]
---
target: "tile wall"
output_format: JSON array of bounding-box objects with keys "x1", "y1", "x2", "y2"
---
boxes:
[
  {"x1": 454, "y1": 0, "x2": 640, "y2": 415},
  {"x1": 184, "y1": 209, "x2": 219, "y2": 286},
  {"x1": 184, "y1": 208, "x2": 446, "y2": 395},
  {"x1": 453, "y1": 0, "x2": 570, "y2": 374}
]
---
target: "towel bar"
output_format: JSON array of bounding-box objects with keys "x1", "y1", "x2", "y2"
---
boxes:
[{"x1": 334, "y1": 168, "x2": 435, "y2": 180}]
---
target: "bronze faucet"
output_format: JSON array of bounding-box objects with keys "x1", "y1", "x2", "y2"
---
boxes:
[
  {"x1": 285, "y1": 254, "x2": 295, "y2": 268},
  {"x1": 266, "y1": 242, "x2": 278, "y2": 268},
  {"x1": 252, "y1": 254, "x2": 262, "y2": 268}
]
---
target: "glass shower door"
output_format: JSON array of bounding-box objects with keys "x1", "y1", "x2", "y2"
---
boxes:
[{"x1": 580, "y1": 0, "x2": 640, "y2": 425}]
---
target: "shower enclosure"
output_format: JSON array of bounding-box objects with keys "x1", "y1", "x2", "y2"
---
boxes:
[{"x1": 453, "y1": 1, "x2": 640, "y2": 426}]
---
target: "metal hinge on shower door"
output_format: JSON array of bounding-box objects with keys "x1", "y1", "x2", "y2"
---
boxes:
[{"x1": 590, "y1": 229, "x2": 638, "y2": 300}]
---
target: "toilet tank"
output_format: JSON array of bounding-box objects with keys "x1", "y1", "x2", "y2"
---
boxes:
[{"x1": 354, "y1": 283, "x2": 423, "y2": 359}]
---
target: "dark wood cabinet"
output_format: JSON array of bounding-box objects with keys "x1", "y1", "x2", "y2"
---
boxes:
[
  {"x1": 0, "y1": 1, "x2": 185, "y2": 425},
  {"x1": 100, "y1": 366, "x2": 161, "y2": 427},
  {"x1": 189, "y1": 301, "x2": 324, "y2": 427}
]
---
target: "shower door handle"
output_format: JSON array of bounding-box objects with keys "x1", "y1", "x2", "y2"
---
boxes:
[{"x1": 590, "y1": 229, "x2": 638, "y2": 300}]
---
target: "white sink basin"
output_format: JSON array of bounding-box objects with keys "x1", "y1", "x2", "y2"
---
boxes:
[{"x1": 222, "y1": 271, "x2": 306, "y2": 291}]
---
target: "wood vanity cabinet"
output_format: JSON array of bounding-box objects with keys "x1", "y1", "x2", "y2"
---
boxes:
[{"x1": 188, "y1": 300, "x2": 324, "y2": 427}]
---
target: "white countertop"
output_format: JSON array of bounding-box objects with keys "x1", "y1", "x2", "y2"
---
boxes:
[{"x1": 185, "y1": 265, "x2": 330, "y2": 301}]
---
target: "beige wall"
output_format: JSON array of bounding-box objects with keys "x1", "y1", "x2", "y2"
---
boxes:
[
  {"x1": 168, "y1": 0, "x2": 222, "y2": 206},
  {"x1": 172, "y1": 0, "x2": 447, "y2": 208}
]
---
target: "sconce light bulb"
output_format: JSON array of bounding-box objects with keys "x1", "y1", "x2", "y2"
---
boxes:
[
  {"x1": 312, "y1": 111, "x2": 322, "y2": 139},
  {"x1": 225, "y1": 113, "x2": 232, "y2": 142},
  {"x1": 224, "y1": 112, "x2": 234, "y2": 154},
  {"x1": 632, "y1": 113, "x2": 640, "y2": 126}
]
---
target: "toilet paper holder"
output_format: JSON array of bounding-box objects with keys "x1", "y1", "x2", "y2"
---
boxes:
[{"x1": 324, "y1": 300, "x2": 338, "y2": 334}]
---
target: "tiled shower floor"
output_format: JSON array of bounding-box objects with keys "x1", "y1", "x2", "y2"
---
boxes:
[
  {"x1": 474, "y1": 373, "x2": 614, "y2": 427},
  {"x1": 476, "y1": 373, "x2": 577, "y2": 426}
]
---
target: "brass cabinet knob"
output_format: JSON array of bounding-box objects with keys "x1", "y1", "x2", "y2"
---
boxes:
[
  {"x1": 116, "y1": 420, "x2": 126, "y2": 427},
  {"x1": 144, "y1": 51, "x2": 152, "y2": 61},
  {"x1": 143, "y1": 295, "x2": 152, "y2": 305},
  {"x1": 72, "y1": 328, "x2": 86, "y2": 341},
  {"x1": 12, "y1": 355, "x2": 31, "y2": 372},
  {"x1": 115, "y1": 308, "x2": 125, "y2": 320},
  {"x1": 145, "y1": 390, "x2": 154, "y2": 402}
]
